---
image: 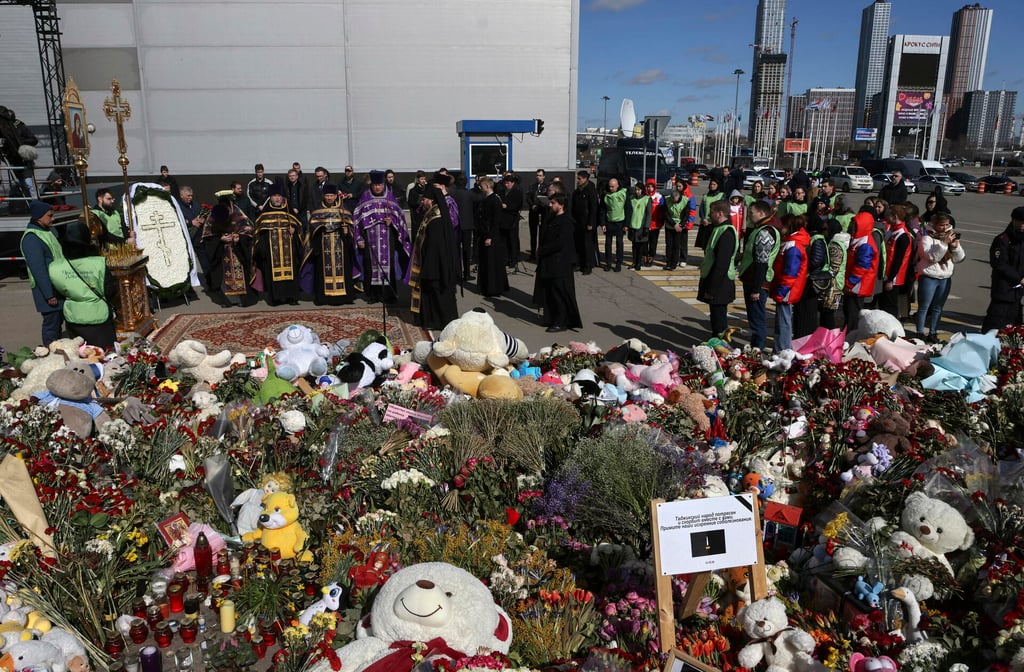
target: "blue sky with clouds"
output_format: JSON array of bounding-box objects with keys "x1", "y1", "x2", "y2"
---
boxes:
[{"x1": 578, "y1": 0, "x2": 1021, "y2": 129}]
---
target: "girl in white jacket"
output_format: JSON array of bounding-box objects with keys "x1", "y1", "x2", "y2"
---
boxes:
[{"x1": 915, "y1": 213, "x2": 965, "y2": 342}]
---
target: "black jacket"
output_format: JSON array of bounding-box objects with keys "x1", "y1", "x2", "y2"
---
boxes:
[
  {"x1": 879, "y1": 179, "x2": 909, "y2": 205},
  {"x1": 571, "y1": 180, "x2": 598, "y2": 231},
  {"x1": 698, "y1": 220, "x2": 737, "y2": 305},
  {"x1": 989, "y1": 224, "x2": 1024, "y2": 303},
  {"x1": 451, "y1": 186, "x2": 482, "y2": 231},
  {"x1": 499, "y1": 186, "x2": 523, "y2": 230}
]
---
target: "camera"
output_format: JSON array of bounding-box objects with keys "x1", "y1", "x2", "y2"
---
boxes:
[{"x1": 954, "y1": 232, "x2": 962, "y2": 240}]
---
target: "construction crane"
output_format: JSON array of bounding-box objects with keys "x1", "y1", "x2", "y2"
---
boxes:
[
  {"x1": 1, "y1": 0, "x2": 70, "y2": 168},
  {"x1": 783, "y1": 17, "x2": 798, "y2": 142}
]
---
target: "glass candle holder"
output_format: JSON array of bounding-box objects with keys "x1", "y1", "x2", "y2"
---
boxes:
[
  {"x1": 167, "y1": 584, "x2": 184, "y2": 613},
  {"x1": 179, "y1": 617, "x2": 198, "y2": 644},
  {"x1": 103, "y1": 630, "x2": 126, "y2": 658},
  {"x1": 258, "y1": 620, "x2": 277, "y2": 647},
  {"x1": 183, "y1": 592, "x2": 201, "y2": 618},
  {"x1": 235, "y1": 625, "x2": 251, "y2": 642},
  {"x1": 154, "y1": 621, "x2": 173, "y2": 648},
  {"x1": 251, "y1": 635, "x2": 267, "y2": 660},
  {"x1": 132, "y1": 597, "x2": 148, "y2": 620},
  {"x1": 140, "y1": 645, "x2": 161, "y2": 672},
  {"x1": 128, "y1": 617, "x2": 149, "y2": 644},
  {"x1": 145, "y1": 604, "x2": 163, "y2": 629}
]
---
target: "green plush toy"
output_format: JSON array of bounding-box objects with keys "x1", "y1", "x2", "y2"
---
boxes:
[{"x1": 255, "y1": 358, "x2": 296, "y2": 405}]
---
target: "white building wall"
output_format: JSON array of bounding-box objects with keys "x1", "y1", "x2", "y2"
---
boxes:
[{"x1": 48, "y1": 0, "x2": 577, "y2": 176}]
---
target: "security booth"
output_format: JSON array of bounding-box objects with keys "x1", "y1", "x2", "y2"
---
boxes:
[{"x1": 456, "y1": 119, "x2": 543, "y2": 178}]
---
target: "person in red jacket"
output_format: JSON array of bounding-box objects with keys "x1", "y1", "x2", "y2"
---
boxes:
[
  {"x1": 644, "y1": 179, "x2": 664, "y2": 267},
  {"x1": 844, "y1": 209, "x2": 881, "y2": 331},
  {"x1": 770, "y1": 214, "x2": 810, "y2": 351},
  {"x1": 878, "y1": 203, "x2": 913, "y2": 320}
]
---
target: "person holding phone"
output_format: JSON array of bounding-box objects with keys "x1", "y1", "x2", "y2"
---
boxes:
[{"x1": 915, "y1": 213, "x2": 964, "y2": 343}]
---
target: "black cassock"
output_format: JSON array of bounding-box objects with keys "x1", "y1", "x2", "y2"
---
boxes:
[
  {"x1": 302, "y1": 206, "x2": 357, "y2": 306},
  {"x1": 475, "y1": 192, "x2": 509, "y2": 297},
  {"x1": 535, "y1": 212, "x2": 583, "y2": 330},
  {"x1": 253, "y1": 205, "x2": 303, "y2": 305},
  {"x1": 410, "y1": 204, "x2": 459, "y2": 330}
]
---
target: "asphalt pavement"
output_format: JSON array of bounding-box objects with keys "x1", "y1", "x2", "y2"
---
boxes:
[{"x1": 0, "y1": 186, "x2": 1019, "y2": 356}]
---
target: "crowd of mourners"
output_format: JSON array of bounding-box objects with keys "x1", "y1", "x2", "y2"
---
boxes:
[{"x1": 18, "y1": 158, "x2": 1024, "y2": 353}]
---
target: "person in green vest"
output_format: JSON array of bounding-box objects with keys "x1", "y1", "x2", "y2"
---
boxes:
[
  {"x1": 601, "y1": 178, "x2": 628, "y2": 272},
  {"x1": 62, "y1": 188, "x2": 133, "y2": 258},
  {"x1": 20, "y1": 200, "x2": 65, "y2": 346},
  {"x1": 696, "y1": 176, "x2": 725, "y2": 249},
  {"x1": 698, "y1": 199, "x2": 738, "y2": 337},
  {"x1": 780, "y1": 185, "x2": 809, "y2": 219},
  {"x1": 627, "y1": 183, "x2": 651, "y2": 271},
  {"x1": 738, "y1": 201, "x2": 781, "y2": 350}
]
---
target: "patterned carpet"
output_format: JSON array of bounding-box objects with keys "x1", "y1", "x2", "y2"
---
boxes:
[{"x1": 151, "y1": 306, "x2": 429, "y2": 355}]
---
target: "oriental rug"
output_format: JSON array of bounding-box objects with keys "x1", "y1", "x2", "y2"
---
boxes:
[{"x1": 151, "y1": 306, "x2": 428, "y2": 355}]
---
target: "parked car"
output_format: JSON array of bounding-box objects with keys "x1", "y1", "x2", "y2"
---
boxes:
[
  {"x1": 914, "y1": 174, "x2": 966, "y2": 196},
  {"x1": 871, "y1": 173, "x2": 917, "y2": 194},
  {"x1": 758, "y1": 168, "x2": 786, "y2": 183},
  {"x1": 822, "y1": 165, "x2": 874, "y2": 192},
  {"x1": 978, "y1": 175, "x2": 1019, "y2": 193},
  {"x1": 947, "y1": 172, "x2": 980, "y2": 191},
  {"x1": 741, "y1": 170, "x2": 764, "y2": 189}
]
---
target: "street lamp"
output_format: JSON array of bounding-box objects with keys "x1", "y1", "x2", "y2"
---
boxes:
[
  {"x1": 602, "y1": 95, "x2": 611, "y2": 131},
  {"x1": 732, "y1": 69, "x2": 745, "y2": 160}
]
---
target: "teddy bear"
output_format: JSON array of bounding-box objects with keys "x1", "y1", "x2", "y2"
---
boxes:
[
  {"x1": 413, "y1": 308, "x2": 527, "y2": 397},
  {"x1": 0, "y1": 640, "x2": 64, "y2": 672},
  {"x1": 273, "y1": 325, "x2": 331, "y2": 382},
  {"x1": 833, "y1": 491, "x2": 974, "y2": 601},
  {"x1": 736, "y1": 597, "x2": 824, "y2": 672},
  {"x1": 331, "y1": 562, "x2": 512, "y2": 672},
  {"x1": 166, "y1": 339, "x2": 246, "y2": 388},
  {"x1": 33, "y1": 360, "x2": 110, "y2": 437},
  {"x1": 10, "y1": 337, "x2": 85, "y2": 401},
  {"x1": 40, "y1": 627, "x2": 90, "y2": 672},
  {"x1": 848, "y1": 653, "x2": 898, "y2": 672},
  {"x1": 241, "y1": 490, "x2": 312, "y2": 562},
  {"x1": 337, "y1": 338, "x2": 394, "y2": 392}
]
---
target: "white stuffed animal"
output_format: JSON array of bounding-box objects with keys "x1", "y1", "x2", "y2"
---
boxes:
[
  {"x1": 40, "y1": 628, "x2": 90, "y2": 672},
  {"x1": 833, "y1": 491, "x2": 974, "y2": 601},
  {"x1": 849, "y1": 309, "x2": 906, "y2": 342},
  {"x1": 330, "y1": 562, "x2": 512, "y2": 672},
  {"x1": 11, "y1": 337, "x2": 85, "y2": 401},
  {"x1": 0, "y1": 640, "x2": 64, "y2": 672},
  {"x1": 167, "y1": 340, "x2": 246, "y2": 387},
  {"x1": 274, "y1": 325, "x2": 331, "y2": 381},
  {"x1": 337, "y1": 340, "x2": 394, "y2": 391},
  {"x1": 298, "y1": 582, "x2": 344, "y2": 626},
  {"x1": 736, "y1": 597, "x2": 824, "y2": 672}
]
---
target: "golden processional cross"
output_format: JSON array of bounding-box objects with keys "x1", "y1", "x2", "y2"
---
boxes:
[{"x1": 103, "y1": 80, "x2": 136, "y2": 234}]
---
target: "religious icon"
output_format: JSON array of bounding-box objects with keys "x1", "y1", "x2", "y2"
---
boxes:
[
  {"x1": 62, "y1": 79, "x2": 90, "y2": 156},
  {"x1": 156, "y1": 512, "x2": 191, "y2": 547}
]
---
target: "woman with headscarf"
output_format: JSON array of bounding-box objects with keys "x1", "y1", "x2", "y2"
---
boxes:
[
  {"x1": 696, "y1": 176, "x2": 725, "y2": 249},
  {"x1": 409, "y1": 186, "x2": 459, "y2": 330}
]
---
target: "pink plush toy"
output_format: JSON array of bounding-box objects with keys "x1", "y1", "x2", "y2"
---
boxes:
[
  {"x1": 849, "y1": 653, "x2": 897, "y2": 672},
  {"x1": 620, "y1": 404, "x2": 647, "y2": 423},
  {"x1": 395, "y1": 362, "x2": 421, "y2": 385},
  {"x1": 172, "y1": 523, "x2": 227, "y2": 573}
]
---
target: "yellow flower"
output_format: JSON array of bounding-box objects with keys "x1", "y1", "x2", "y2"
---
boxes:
[
  {"x1": 824, "y1": 647, "x2": 840, "y2": 668},
  {"x1": 823, "y1": 513, "x2": 849, "y2": 540},
  {"x1": 158, "y1": 379, "x2": 180, "y2": 393},
  {"x1": 309, "y1": 611, "x2": 337, "y2": 630}
]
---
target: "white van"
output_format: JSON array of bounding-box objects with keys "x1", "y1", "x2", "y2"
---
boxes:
[
  {"x1": 895, "y1": 159, "x2": 949, "y2": 179},
  {"x1": 823, "y1": 165, "x2": 874, "y2": 192}
]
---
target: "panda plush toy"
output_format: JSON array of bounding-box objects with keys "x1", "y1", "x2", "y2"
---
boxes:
[{"x1": 337, "y1": 339, "x2": 395, "y2": 390}]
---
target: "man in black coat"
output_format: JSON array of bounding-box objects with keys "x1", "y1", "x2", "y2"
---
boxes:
[
  {"x1": 525, "y1": 168, "x2": 550, "y2": 260},
  {"x1": 536, "y1": 193, "x2": 582, "y2": 332},
  {"x1": 450, "y1": 174, "x2": 481, "y2": 281},
  {"x1": 571, "y1": 170, "x2": 599, "y2": 274},
  {"x1": 284, "y1": 168, "x2": 309, "y2": 232},
  {"x1": 879, "y1": 170, "x2": 909, "y2": 205},
  {"x1": 499, "y1": 174, "x2": 523, "y2": 267},
  {"x1": 982, "y1": 206, "x2": 1024, "y2": 331}
]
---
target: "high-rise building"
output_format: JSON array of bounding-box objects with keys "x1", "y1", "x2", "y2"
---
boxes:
[
  {"x1": 747, "y1": 0, "x2": 787, "y2": 155},
  {"x1": 853, "y1": 0, "x2": 891, "y2": 130},
  {"x1": 876, "y1": 35, "x2": 950, "y2": 159},
  {"x1": 943, "y1": 3, "x2": 993, "y2": 142},
  {"x1": 785, "y1": 88, "x2": 856, "y2": 147},
  {"x1": 963, "y1": 89, "x2": 1017, "y2": 150}
]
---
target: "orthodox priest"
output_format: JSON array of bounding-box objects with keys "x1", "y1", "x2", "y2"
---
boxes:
[
  {"x1": 352, "y1": 170, "x2": 411, "y2": 304},
  {"x1": 203, "y1": 203, "x2": 255, "y2": 307},
  {"x1": 302, "y1": 184, "x2": 357, "y2": 305},
  {"x1": 409, "y1": 186, "x2": 458, "y2": 330},
  {"x1": 253, "y1": 184, "x2": 303, "y2": 305}
]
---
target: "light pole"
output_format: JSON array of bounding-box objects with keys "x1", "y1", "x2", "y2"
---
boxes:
[
  {"x1": 602, "y1": 95, "x2": 610, "y2": 131},
  {"x1": 732, "y1": 69, "x2": 744, "y2": 161}
]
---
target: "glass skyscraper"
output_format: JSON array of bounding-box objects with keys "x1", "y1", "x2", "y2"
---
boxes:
[{"x1": 853, "y1": 0, "x2": 891, "y2": 130}]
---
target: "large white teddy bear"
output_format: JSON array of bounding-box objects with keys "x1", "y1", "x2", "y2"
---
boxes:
[
  {"x1": 833, "y1": 491, "x2": 974, "y2": 601},
  {"x1": 274, "y1": 325, "x2": 331, "y2": 382},
  {"x1": 10, "y1": 337, "x2": 85, "y2": 401},
  {"x1": 331, "y1": 562, "x2": 512, "y2": 672},
  {"x1": 167, "y1": 339, "x2": 246, "y2": 387},
  {"x1": 736, "y1": 597, "x2": 825, "y2": 672},
  {"x1": 413, "y1": 308, "x2": 527, "y2": 397}
]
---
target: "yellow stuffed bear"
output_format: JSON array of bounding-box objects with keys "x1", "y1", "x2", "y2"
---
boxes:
[{"x1": 241, "y1": 491, "x2": 312, "y2": 562}]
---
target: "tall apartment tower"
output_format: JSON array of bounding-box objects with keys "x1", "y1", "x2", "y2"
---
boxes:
[
  {"x1": 944, "y1": 3, "x2": 993, "y2": 141},
  {"x1": 853, "y1": 0, "x2": 891, "y2": 130},
  {"x1": 747, "y1": 0, "x2": 787, "y2": 156}
]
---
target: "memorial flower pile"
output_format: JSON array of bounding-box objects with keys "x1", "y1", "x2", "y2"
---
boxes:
[{"x1": 0, "y1": 327, "x2": 1023, "y2": 671}]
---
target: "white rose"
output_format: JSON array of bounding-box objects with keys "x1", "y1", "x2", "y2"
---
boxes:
[{"x1": 279, "y1": 410, "x2": 306, "y2": 434}]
